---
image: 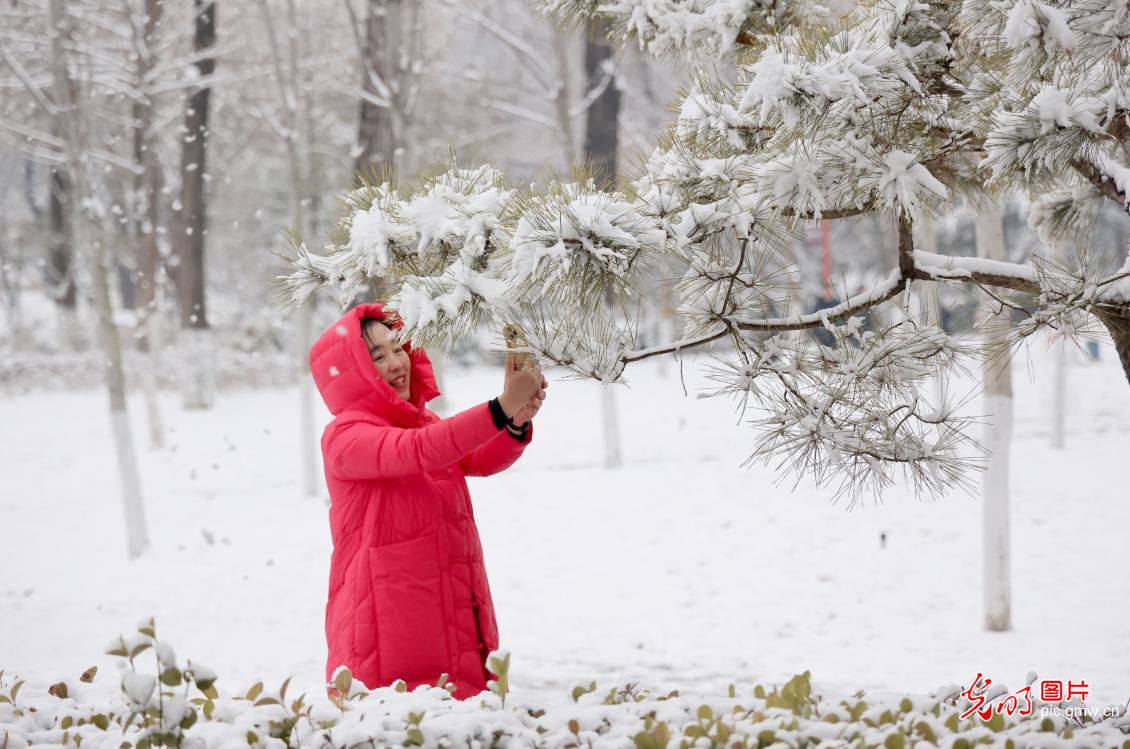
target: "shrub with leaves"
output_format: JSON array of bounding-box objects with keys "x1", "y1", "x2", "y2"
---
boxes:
[{"x1": 3, "y1": 625, "x2": 1129, "y2": 749}]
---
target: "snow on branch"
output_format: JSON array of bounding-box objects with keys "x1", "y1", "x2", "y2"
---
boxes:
[
  {"x1": 701, "y1": 318, "x2": 982, "y2": 502},
  {"x1": 533, "y1": 0, "x2": 831, "y2": 59}
]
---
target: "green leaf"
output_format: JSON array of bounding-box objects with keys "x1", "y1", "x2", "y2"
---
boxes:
[
  {"x1": 278, "y1": 677, "x2": 291, "y2": 701},
  {"x1": 61, "y1": 716, "x2": 74, "y2": 729},
  {"x1": 129, "y1": 643, "x2": 151, "y2": 658},
  {"x1": 203, "y1": 699, "x2": 215, "y2": 721},
  {"x1": 92, "y1": 715, "x2": 110, "y2": 730},
  {"x1": 254, "y1": 697, "x2": 281, "y2": 707},
  {"x1": 246, "y1": 731, "x2": 259, "y2": 745},
  {"x1": 568, "y1": 719, "x2": 580, "y2": 735},
  {"x1": 48, "y1": 681, "x2": 69, "y2": 699},
  {"x1": 180, "y1": 710, "x2": 198, "y2": 730},
  {"x1": 884, "y1": 733, "x2": 906, "y2": 749},
  {"x1": 754, "y1": 685, "x2": 766, "y2": 699},
  {"x1": 987, "y1": 713, "x2": 1005, "y2": 732},
  {"x1": 899, "y1": 698, "x2": 913, "y2": 713},
  {"x1": 406, "y1": 728, "x2": 424, "y2": 745},
  {"x1": 728, "y1": 684, "x2": 736, "y2": 698},
  {"x1": 697, "y1": 705, "x2": 713, "y2": 721},
  {"x1": 159, "y1": 668, "x2": 182, "y2": 687}
]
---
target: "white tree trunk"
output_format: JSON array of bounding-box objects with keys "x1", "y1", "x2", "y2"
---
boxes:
[
  {"x1": 141, "y1": 313, "x2": 164, "y2": 448},
  {"x1": 1050, "y1": 242, "x2": 1068, "y2": 449},
  {"x1": 180, "y1": 326, "x2": 215, "y2": 410},
  {"x1": 1051, "y1": 336, "x2": 1067, "y2": 449},
  {"x1": 976, "y1": 204, "x2": 1011, "y2": 632},
  {"x1": 601, "y1": 383, "x2": 622, "y2": 468},
  {"x1": 299, "y1": 297, "x2": 319, "y2": 497},
  {"x1": 915, "y1": 215, "x2": 945, "y2": 408},
  {"x1": 50, "y1": 0, "x2": 148, "y2": 558},
  {"x1": 428, "y1": 351, "x2": 448, "y2": 415}
]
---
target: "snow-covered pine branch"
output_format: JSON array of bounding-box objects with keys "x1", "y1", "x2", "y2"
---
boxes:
[{"x1": 283, "y1": 0, "x2": 1130, "y2": 500}]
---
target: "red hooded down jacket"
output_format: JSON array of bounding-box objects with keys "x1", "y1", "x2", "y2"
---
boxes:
[{"x1": 310, "y1": 302, "x2": 533, "y2": 698}]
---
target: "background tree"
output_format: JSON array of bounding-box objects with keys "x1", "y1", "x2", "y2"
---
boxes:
[{"x1": 174, "y1": 0, "x2": 217, "y2": 409}]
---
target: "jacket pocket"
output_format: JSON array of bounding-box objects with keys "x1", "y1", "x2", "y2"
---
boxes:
[{"x1": 368, "y1": 533, "x2": 449, "y2": 684}]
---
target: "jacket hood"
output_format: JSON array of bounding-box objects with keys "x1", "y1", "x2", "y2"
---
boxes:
[{"x1": 309, "y1": 302, "x2": 441, "y2": 426}]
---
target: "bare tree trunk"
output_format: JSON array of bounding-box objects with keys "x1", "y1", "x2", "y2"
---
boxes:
[
  {"x1": 133, "y1": 0, "x2": 165, "y2": 446},
  {"x1": 354, "y1": 0, "x2": 398, "y2": 176},
  {"x1": 47, "y1": 166, "x2": 80, "y2": 350},
  {"x1": 50, "y1": 0, "x2": 149, "y2": 559},
  {"x1": 550, "y1": 27, "x2": 577, "y2": 167},
  {"x1": 976, "y1": 203, "x2": 1011, "y2": 632},
  {"x1": 259, "y1": 0, "x2": 320, "y2": 495},
  {"x1": 0, "y1": 202, "x2": 23, "y2": 347},
  {"x1": 583, "y1": 22, "x2": 622, "y2": 467},
  {"x1": 583, "y1": 18, "x2": 619, "y2": 185},
  {"x1": 175, "y1": 0, "x2": 216, "y2": 410}
]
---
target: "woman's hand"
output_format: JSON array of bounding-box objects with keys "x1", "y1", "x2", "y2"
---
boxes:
[
  {"x1": 498, "y1": 353, "x2": 546, "y2": 423},
  {"x1": 510, "y1": 371, "x2": 547, "y2": 426}
]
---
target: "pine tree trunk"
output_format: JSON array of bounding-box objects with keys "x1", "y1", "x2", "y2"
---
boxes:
[
  {"x1": 50, "y1": 0, "x2": 149, "y2": 558},
  {"x1": 976, "y1": 204, "x2": 1011, "y2": 633},
  {"x1": 176, "y1": 0, "x2": 216, "y2": 409},
  {"x1": 1095, "y1": 305, "x2": 1130, "y2": 385}
]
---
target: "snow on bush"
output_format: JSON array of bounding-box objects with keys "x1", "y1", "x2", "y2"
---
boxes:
[{"x1": 3, "y1": 619, "x2": 1130, "y2": 749}]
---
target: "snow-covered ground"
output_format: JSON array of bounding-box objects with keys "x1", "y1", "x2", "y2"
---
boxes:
[{"x1": 2, "y1": 341, "x2": 1128, "y2": 708}]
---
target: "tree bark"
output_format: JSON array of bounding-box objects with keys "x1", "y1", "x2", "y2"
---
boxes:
[
  {"x1": 176, "y1": 0, "x2": 216, "y2": 410},
  {"x1": 976, "y1": 204, "x2": 1011, "y2": 633},
  {"x1": 583, "y1": 18, "x2": 619, "y2": 185},
  {"x1": 47, "y1": 166, "x2": 77, "y2": 311},
  {"x1": 354, "y1": 0, "x2": 399, "y2": 176},
  {"x1": 1095, "y1": 305, "x2": 1130, "y2": 385},
  {"x1": 176, "y1": 0, "x2": 215, "y2": 332}
]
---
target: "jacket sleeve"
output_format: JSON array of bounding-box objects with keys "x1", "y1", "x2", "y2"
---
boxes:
[
  {"x1": 324, "y1": 402, "x2": 502, "y2": 480},
  {"x1": 459, "y1": 420, "x2": 534, "y2": 477}
]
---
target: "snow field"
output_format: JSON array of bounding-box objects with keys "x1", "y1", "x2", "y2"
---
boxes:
[{"x1": 1, "y1": 342, "x2": 1128, "y2": 709}]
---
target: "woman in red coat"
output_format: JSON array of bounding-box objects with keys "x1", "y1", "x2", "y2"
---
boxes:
[{"x1": 309, "y1": 302, "x2": 546, "y2": 698}]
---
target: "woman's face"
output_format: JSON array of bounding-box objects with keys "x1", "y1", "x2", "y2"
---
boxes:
[{"x1": 362, "y1": 320, "x2": 412, "y2": 400}]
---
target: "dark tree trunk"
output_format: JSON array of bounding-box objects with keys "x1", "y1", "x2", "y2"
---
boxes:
[
  {"x1": 355, "y1": 0, "x2": 397, "y2": 177},
  {"x1": 1096, "y1": 305, "x2": 1130, "y2": 386},
  {"x1": 175, "y1": 0, "x2": 215, "y2": 330},
  {"x1": 47, "y1": 167, "x2": 76, "y2": 308},
  {"x1": 133, "y1": 0, "x2": 163, "y2": 346},
  {"x1": 583, "y1": 18, "x2": 619, "y2": 186}
]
